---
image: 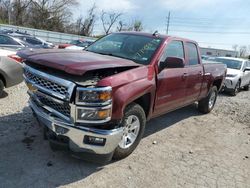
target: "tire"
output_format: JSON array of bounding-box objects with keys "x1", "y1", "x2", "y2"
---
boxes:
[
  {"x1": 0, "y1": 79, "x2": 4, "y2": 97},
  {"x1": 198, "y1": 86, "x2": 218, "y2": 114},
  {"x1": 113, "y1": 103, "x2": 146, "y2": 160},
  {"x1": 243, "y1": 82, "x2": 249, "y2": 91},
  {"x1": 230, "y1": 80, "x2": 240, "y2": 96}
]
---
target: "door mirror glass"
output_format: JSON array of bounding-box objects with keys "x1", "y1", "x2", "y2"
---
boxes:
[{"x1": 159, "y1": 57, "x2": 184, "y2": 71}]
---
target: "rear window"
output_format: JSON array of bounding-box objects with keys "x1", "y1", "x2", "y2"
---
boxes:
[{"x1": 187, "y1": 42, "x2": 199, "y2": 65}]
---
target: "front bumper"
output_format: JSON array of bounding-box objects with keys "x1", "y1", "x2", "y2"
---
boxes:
[
  {"x1": 29, "y1": 99, "x2": 123, "y2": 156},
  {"x1": 223, "y1": 77, "x2": 239, "y2": 90}
]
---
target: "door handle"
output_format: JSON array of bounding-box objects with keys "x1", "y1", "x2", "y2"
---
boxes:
[{"x1": 182, "y1": 73, "x2": 188, "y2": 79}]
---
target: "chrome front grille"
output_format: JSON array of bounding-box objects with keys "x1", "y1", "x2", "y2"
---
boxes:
[
  {"x1": 25, "y1": 69, "x2": 68, "y2": 96},
  {"x1": 37, "y1": 95, "x2": 70, "y2": 117},
  {"x1": 23, "y1": 65, "x2": 75, "y2": 101}
]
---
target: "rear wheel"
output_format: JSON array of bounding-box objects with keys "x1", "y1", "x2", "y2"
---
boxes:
[
  {"x1": 0, "y1": 79, "x2": 4, "y2": 97},
  {"x1": 198, "y1": 86, "x2": 218, "y2": 114},
  {"x1": 230, "y1": 80, "x2": 240, "y2": 96},
  {"x1": 113, "y1": 103, "x2": 146, "y2": 160}
]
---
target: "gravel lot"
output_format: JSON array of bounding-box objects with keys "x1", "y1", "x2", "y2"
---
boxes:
[{"x1": 0, "y1": 82, "x2": 249, "y2": 188}]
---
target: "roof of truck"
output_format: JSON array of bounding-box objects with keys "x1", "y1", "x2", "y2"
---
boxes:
[{"x1": 117, "y1": 31, "x2": 198, "y2": 44}]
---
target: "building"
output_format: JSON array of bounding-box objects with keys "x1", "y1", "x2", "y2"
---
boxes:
[{"x1": 200, "y1": 47, "x2": 237, "y2": 57}]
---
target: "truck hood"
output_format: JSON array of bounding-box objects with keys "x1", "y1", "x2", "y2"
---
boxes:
[{"x1": 17, "y1": 49, "x2": 140, "y2": 75}]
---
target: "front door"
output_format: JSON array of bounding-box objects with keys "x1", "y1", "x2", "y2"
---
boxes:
[{"x1": 153, "y1": 40, "x2": 188, "y2": 117}]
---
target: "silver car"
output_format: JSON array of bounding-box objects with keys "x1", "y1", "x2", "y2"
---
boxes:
[
  {"x1": 0, "y1": 48, "x2": 23, "y2": 96},
  {"x1": 213, "y1": 57, "x2": 250, "y2": 96}
]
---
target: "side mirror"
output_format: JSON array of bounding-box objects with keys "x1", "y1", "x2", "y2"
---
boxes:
[
  {"x1": 159, "y1": 57, "x2": 185, "y2": 72},
  {"x1": 244, "y1": 67, "x2": 250, "y2": 72}
]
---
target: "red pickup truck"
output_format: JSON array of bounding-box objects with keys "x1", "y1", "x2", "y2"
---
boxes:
[{"x1": 18, "y1": 32, "x2": 226, "y2": 163}]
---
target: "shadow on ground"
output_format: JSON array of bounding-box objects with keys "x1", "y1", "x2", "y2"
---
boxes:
[
  {"x1": 0, "y1": 104, "x2": 202, "y2": 187},
  {"x1": 0, "y1": 91, "x2": 8, "y2": 99}
]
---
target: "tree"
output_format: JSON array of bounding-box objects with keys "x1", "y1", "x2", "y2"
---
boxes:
[
  {"x1": 12, "y1": 0, "x2": 32, "y2": 25},
  {"x1": 117, "y1": 20, "x2": 126, "y2": 32},
  {"x1": 101, "y1": 11, "x2": 122, "y2": 34},
  {"x1": 239, "y1": 45, "x2": 247, "y2": 57},
  {"x1": 0, "y1": 0, "x2": 11, "y2": 23},
  {"x1": 133, "y1": 20, "x2": 143, "y2": 31},
  {"x1": 27, "y1": 0, "x2": 78, "y2": 32},
  {"x1": 77, "y1": 4, "x2": 97, "y2": 36}
]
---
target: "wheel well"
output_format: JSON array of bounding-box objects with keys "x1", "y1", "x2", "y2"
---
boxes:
[
  {"x1": 0, "y1": 74, "x2": 6, "y2": 87},
  {"x1": 133, "y1": 93, "x2": 151, "y2": 118},
  {"x1": 213, "y1": 79, "x2": 222, "y2": 90}
]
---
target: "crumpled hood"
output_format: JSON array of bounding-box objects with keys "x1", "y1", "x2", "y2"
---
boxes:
[{"x1": 17, "y1": 49, "x2": 139, "y2": 75}]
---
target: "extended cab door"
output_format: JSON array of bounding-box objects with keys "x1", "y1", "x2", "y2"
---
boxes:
[
  {"x1": 183, "y1": 42, "x2": 203, "y2": 104},
  {"x1": 153, "y1": 40, "x2": 189, "y2": 116}
]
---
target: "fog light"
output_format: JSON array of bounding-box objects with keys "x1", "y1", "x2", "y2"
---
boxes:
[
  {"x1": 55, "y1": 125, "x2": 69, "y2": 134},
  {"x1": 84, "y1": 136, "x2": 106, "y2": 146}
]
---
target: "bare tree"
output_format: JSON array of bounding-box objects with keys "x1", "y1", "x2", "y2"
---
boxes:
[
  {"x1": 0, "y1": 0, "x2": 11, "y2": 23},
  {"x1": 101, "y1": 11, "x2": 122, "y2": 34},
  {"x1": 12, "y1": 0, "x2": 32, "y2": 25},
  {"x1": 116, "y1": 20, "x2": 127, "y2": 32},
  {"x1": 27, "y1": 0, "x2": 78, "y2": 32},
  {"x1": 239, "y1": 45, "x2": 247, "y2": 57},
  {"x1": 232, "y1": 44, "x2": 238, "y2": 52},
  {"x1": 77, "y1": 4, "x2": 97, "y2": 36},
  {"x1": 133, "y1": 20, "x2": 143, "y2": 31}
]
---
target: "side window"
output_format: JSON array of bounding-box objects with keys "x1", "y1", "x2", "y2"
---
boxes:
[
  {"x1": 0, "y1": 35, "x2": 20, "y2": 45},
  {"x1": 160, "y1": 41, "x2": 184, "y2": 61},
  {"x1": 186, "y1": 42, "x2": 199, "y2": 65}
]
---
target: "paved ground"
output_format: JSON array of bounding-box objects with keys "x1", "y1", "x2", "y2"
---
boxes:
[{"x1": 0, "y1": 83, "x2": 249, "y2": 188}]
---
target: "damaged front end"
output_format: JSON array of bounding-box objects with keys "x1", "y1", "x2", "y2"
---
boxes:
[{"x1": 23, "y1": 63, "x2": 136, "y2": 162}]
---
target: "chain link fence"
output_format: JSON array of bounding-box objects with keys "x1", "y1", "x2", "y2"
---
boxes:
[{"x1": 0, "y1": 24, "x2": 95, "y2": 44}]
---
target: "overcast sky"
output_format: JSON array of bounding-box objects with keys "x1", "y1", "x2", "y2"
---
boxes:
[{"x1": 75, "y1": 0, "x2": 250, "y2": 50}]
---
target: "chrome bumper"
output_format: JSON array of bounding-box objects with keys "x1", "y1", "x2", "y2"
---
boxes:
[{"x1": 29, "y1": 100, "x2": 123, "y2": 155}]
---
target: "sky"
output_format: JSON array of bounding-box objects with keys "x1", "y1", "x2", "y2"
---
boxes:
[{"x1": 75, "y1": 0, "x2": 250, "y2": 50}]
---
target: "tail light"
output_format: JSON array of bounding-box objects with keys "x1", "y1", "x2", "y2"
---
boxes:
[{"x1": 8, "y1": 54, "x2": 23, "y2": 63}]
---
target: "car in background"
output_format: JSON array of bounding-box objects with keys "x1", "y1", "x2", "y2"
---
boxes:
[
  {"x1": 207, "y1": 57, "x2": 250, "y2": 96},
  {"x1": 10, "y1": 34, "x2": 54, "y2": 49},
  {"x1": 65, "y1": 40, "x2": 95, "y2": 50},
  {"x1": 0, "y1": 48, "x2": 23, "y2": 96},
  {"x1": 0, "y1": 34, "x2": 28, "y2": 49},
  {"x1": 58, "y1": 39, "x2": 95, "y2": 49}
]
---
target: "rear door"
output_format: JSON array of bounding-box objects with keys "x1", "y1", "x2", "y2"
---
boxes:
[
  {"x1": 184, "y1": 42, "x2": 203, "y2": 104},
  {"x1": 154, "y1": 40, "x2": 189, "y2": 116}
]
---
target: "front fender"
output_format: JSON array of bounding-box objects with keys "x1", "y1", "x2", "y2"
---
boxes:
[{"x1": 97, "y1": 66, "x2": 156, "y2": 120}]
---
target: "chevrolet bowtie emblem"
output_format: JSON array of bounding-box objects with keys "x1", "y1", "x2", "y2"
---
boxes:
[{"x1": 26, "y1": 83, "x2": 38, "y2": 92}]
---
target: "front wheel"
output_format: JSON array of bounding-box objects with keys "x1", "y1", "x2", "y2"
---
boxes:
[
  {"x1": 230, "y1": 80, "x2": 240, "y2": 96},
  {"x1": 243, "y1": 82, "x2": 249, "y2": 91},
  {"x1": 0, "y1": 79, "x2": 4, "y2": 97},
  {"x1": 113, "y1": 103, "x2": 146, "y2": 160},
  {"x1": 198, "y1": 86, "x2": 218, "y2": 114}
]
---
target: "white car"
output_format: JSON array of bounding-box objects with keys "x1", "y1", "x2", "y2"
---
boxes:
[{"x1": 213, "y1": 57, "x2": 250, "y2": 96}]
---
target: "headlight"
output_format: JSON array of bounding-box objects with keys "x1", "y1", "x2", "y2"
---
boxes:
[
  {"x1": 76, "y1": 87, "x2": 112, "y2": 105},
  {"x1": 76, "y1": 106, "x2": 112, "y2": 123},
  {"x1": 226, "y1": 74, "x2": 237, "y2": 78}
]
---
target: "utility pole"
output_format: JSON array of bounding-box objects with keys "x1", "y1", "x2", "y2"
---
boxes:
[{"x1": 166, "y1": 11, "x2": 171, "y2": 35}]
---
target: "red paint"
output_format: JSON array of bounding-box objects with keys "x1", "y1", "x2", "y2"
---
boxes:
[{"x1": 18, "y1": 32, "x2": 227, "y2": 121}]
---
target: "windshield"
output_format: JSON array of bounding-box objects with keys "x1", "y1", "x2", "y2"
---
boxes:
[
  {"x1": 214, "y1": 58, "x2": 242, "y2": 70},
  {"x1": 86, "y1": 33, "x2": 163, "y2": 65}
]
